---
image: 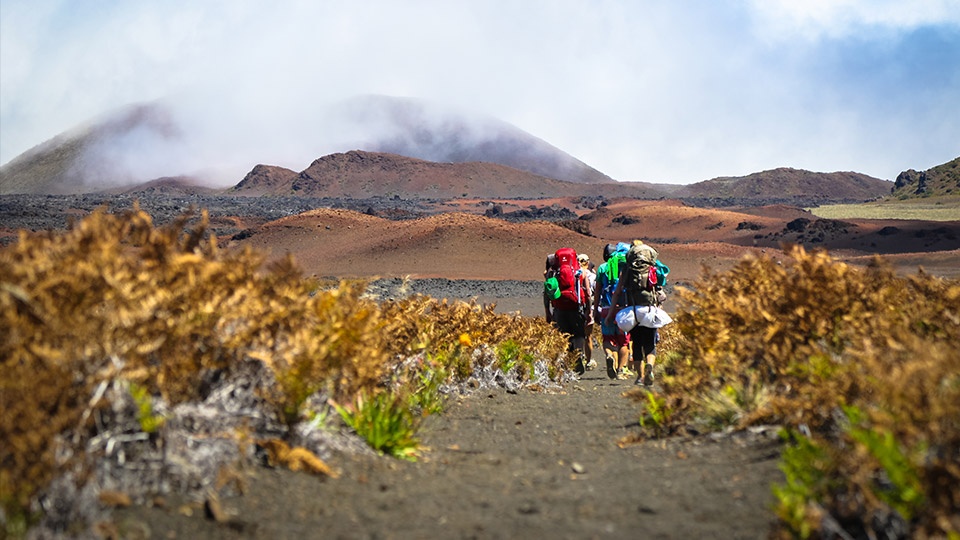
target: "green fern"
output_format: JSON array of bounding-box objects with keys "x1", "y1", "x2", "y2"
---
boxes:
[
  {"x1": 843, "y1": 405, "x2": 925, "y2": 521},
  {"x1": 772, "y1": 429, "x2": 836, "y2": 539},
  {"x1": 333, "y1": 391, "x2": 421, "y2": 461}
]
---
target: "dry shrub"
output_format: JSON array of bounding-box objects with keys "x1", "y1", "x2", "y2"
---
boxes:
[
  {"x1": 0, "y1": 206, "x2": 388, "y2": 522},
  {"x1": 380, "y1": 295, "x2": 569, "y2": 378},
  {"x1": 659, "y1": 245, "x2": 960, "y2": 537}
]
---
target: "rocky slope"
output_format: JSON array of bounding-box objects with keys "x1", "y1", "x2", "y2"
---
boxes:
[{"x1": 891, "y1": 156, "x2": 960, "y2": 198}]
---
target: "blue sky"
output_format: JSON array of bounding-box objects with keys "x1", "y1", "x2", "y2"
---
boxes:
[{"x1": 1, "y1": 0, "x2": 958, "y2": 185}]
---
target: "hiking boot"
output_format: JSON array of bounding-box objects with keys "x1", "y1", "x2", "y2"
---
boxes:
[
  {"x1": 643, "y1": 364, "x2": 655, "y2": 386},
  {"x1": 586, "y1": 359, "x2": 598, "y2": 371},
  {"x1": 605, "y1": 354, "x2": 617, "y2": 379}
]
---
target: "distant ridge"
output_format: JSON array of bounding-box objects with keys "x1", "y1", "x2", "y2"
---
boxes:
[
  {"x1": 678, "y1": 167, "x2": 892, "y2": 204},
  {"x1": 891, "y1": 157, "x2": 960, "y2": 198},
  {"x1": 233, "y1": 150, "x2": 663, "y2": 199},
  {"x1": 101, "y1": 176, "x2": 219, "y2": 197}
]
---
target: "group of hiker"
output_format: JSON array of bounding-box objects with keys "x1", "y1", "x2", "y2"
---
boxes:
[{"x1": 543, "y1": 240, "x2": 670, "y2": 387}]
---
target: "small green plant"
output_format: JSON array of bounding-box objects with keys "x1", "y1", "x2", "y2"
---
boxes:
[
  {"x1": 333, "y1": 391, "x2": 421, "y2": 461},
  {"x1": 406, "y1": 355, "x2": 449, "y2": 416},
  {"x1": 306, "y1": 405, "x2": 338, "y2": 432},
  {"x1": 772, "y1": 429, "x2": 837, "y2": 539},
  {"x1": 696, "y1": 375, "x2": 772, "y2": 430},
  {"x1": 495, "y1": 339, "x2": 536, "y2": 377},
  {"x1": 130, "y1": 383, "x2": 164, "y2": 434},
  {"x1": 696, "y1": 385, "x2": 741, "y2": 429},
  {"x1": 638, "y1": 392, "x2": 671, "y2": 436},
  {"x1": 495, "y1": 339, "x2": 522, "y2": 373},
  {"x1": 426, "y1": 341, "x2": 472, "y2": 381}
]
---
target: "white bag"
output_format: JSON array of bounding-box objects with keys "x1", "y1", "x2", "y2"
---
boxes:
[
  {"x1": 616, "y1": 305, "x2": 673, "y2": 333},
  {"x1": 615, "y1": 306, "x2": 637, "y2": 333}
]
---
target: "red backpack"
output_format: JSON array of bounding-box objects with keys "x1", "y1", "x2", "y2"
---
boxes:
[{"x1": 551, "y1": 247, "x2": 587, "y2": 310}]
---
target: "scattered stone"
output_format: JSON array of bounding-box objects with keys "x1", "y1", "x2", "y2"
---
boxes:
[
  {"x1": 518, "y1": 502, "x2": 540, "y2": 515},
  {"x1": 98, "y1": 490, "x2": 132, "y2": 508},
  {"x1": 204, "y1": 493, "x2": 227, "y2": 522}
]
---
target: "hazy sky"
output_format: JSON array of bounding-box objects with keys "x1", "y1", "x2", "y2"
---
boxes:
[{"x1": 2, "y1": 0, "x2": 959, "y2": 185}]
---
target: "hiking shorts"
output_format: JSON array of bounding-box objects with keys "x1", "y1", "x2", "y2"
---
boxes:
[
  {"x1": 554, "y1": 308, "x2": 585, "y2": 338},
  {"x1": 603, "y1": 332, "x2": 629, "y2": 349},
  {"x1": 630, "y1": 325, "x2": 657, "y2": 360}
]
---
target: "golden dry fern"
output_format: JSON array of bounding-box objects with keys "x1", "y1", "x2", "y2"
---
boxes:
[{"x1": 1, "y1": 205, "x2": 572, "y2": 526}]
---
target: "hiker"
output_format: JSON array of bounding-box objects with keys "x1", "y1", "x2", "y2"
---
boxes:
[
  {"x1": 604, "y1": 240, "x2": 662, "y2": 386},
  {"x1": 594, "y1": 243, "x2": 633, "y2": 379},
  {"x1": 543, "y1": 253, "x2": 557, "y2": 324},
  {"x1": 546, "y1": 247, "x2": 591, "y2": 374},
  {"x1": 578, "y1": 253, "x2": 598, "y2": 370}
]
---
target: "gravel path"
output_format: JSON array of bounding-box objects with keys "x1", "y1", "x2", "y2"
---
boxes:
[{"x1": 112, "y1": 368, "x2": 785, "y2": 539}]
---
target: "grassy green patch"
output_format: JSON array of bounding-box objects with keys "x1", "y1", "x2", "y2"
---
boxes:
[{"x1": 809, "y1": 198, "x2": 960, "y2": 221}]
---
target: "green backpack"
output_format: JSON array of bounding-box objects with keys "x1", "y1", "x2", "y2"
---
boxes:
[
  {"x1": 603, "y1": 242, "x2": 630, "y2": 285},
  {"x1": 544, "y1": 276, "x2": 561, "y2": 300}
]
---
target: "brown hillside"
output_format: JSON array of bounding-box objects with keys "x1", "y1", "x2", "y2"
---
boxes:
[
  {"x1": 232, "y1": 165, "x2": 299, "y2": 196},
  {"x1": 228, "y1": 208, "x2": 608, "y2": 280},
  {"x1": 581, "y1": 199, "x2": 788, "y2": 246}
]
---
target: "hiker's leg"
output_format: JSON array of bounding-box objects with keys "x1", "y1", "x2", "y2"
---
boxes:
[
  {"x1": 615, "y1": 331, "x2": 630, "y2": 371},
  {"x1": 630, "y1": 326, "x2": 657, "y2": 384},
  {"x1": 583, "y1": 323, "x2": 594, "y2": 368},
  {"x1": 617, "y1": 344, "x2": 630, "y2": 371},
  {"x1": 571, "y1": 336, "x2": 586, "y2": 373},
  {"x1": 603, "y1": 332, "x2": 627, "y2": 379},
  {"x1": 601, "y1": 335, "x2": 617, "y2": 362},
  {"x1": 628, "y1": 326, "x2": 645, "y2": 382},
  {"x1": 637, "y1": 327, "x2": 657, "y2": 385}
]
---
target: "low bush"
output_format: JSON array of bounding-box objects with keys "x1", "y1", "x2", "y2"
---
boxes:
[{"x1": 0, "y1": 206, "x2": 569, "y2": 534}]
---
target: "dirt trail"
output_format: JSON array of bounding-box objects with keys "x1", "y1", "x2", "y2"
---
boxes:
[{"x1": 113, "y1": 366, "x2": 785, "y2": 539}]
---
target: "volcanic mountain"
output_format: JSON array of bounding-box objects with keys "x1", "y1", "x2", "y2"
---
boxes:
[
  {"x1": 0, "y1": 104, "x2": 181, "y2": 195},
  {"x1": 0, "y1": 96, "x2": 614, "y2": 195},
  {"x1": 326, "y1": 95, "x2": 615, "y2": 185}
]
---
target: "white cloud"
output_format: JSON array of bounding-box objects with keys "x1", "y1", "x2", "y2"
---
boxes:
[
  {"x1": 2, "y1": 0, "x2": 958, "y2": 185},
  {"x1": 748, "y1": 0, "x2": 960, "y2": 40}
]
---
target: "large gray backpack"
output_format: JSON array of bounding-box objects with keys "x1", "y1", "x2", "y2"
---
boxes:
[{"x1": 624, "y1": 242, "x2": 659, "y2": 307}]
